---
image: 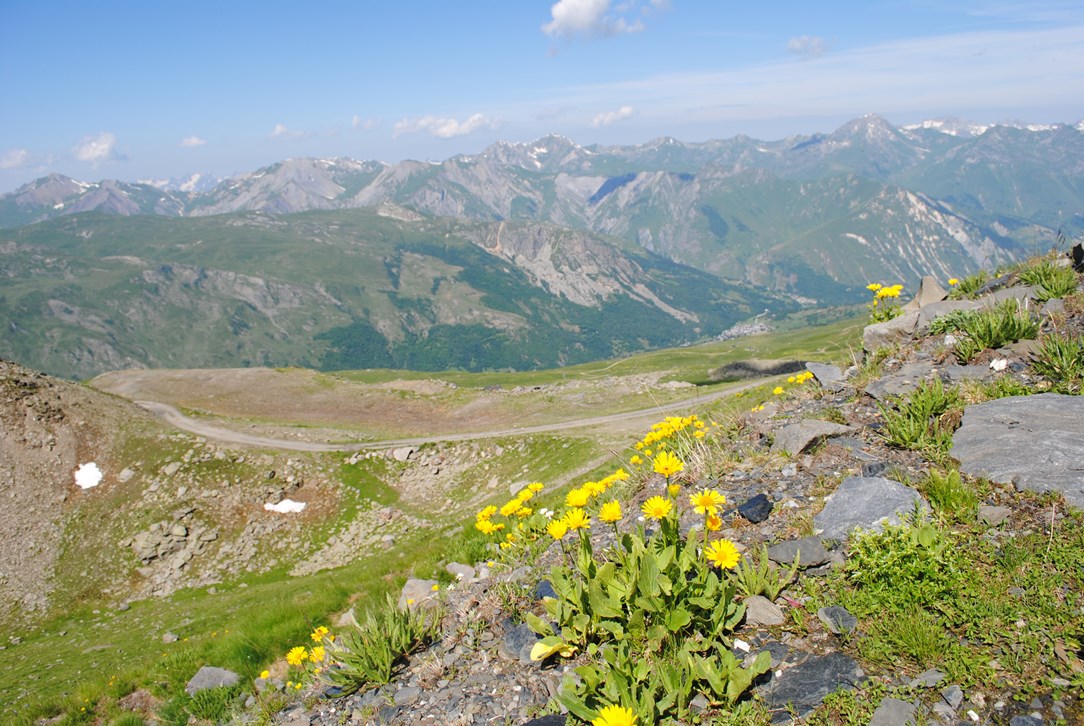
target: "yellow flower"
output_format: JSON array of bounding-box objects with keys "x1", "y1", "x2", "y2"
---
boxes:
[
  {"x1": 866, "y1": 283, "x2": 882, "y2": 291},
  {"x1": 644, "y1": 448, "x2": 653, "y2": 457},
  {"x1": 295, "y1": 682, "x2": 303, "y2": 690},
  {"x1": 514, "y1": 506, "x2": 532, "y2": 518},
  {"x1": 773, "y1": 386, "x2": 785, "y2": 395},
  {"x1": 704, "y1": 539, "x2": 741, "y2": 569},
  {"x1": 652, "y1": 450, "x2": 685, "y2": 478},
  {"x1": 528, "y1": 482, "x2": 545, "y2": 492},
  {"x1": 476, "y1": 505, "x2": 497, "y2": 521},
  {"x1": 948, "y1": 277, "x2": 959, "y2": 286},
  {"x1": 547, "y1": 519, "x2": 569, "y2": 540},
  {"x1": 259, "y1": 670, "x2": 270, "y2": 680},
  {"x1": 310, "y1": 626, "x2": 329, "y2": 642},
  {"x1": 629, "y1": 455, "x2": 642, "y2": 465},
  {"x1": 310, "y1": 646, "x2": 325, "y2": 662},
  {"x1": 693, "y1": 430, "x2": 705, "y2": 439},
  {"x1": 593, "y1": 704, "x2": 638, "y2": 726},
  {"x1": 565, "y1": 488, "x2": 590, "y2": 508},
  {"x1": 584, "y1": 480, "x2": 607, "y2": 497},
  {"x1": 787, "y1": 376, "x2": 796, "y2": 383},
  {"x1": 431, "y1": 583, "x2": 440, "y2": 591},
  {"x1": 641, "y1": 496, "x2": 672, "y2": 520},
  {"x1": 286, "y1": 646, "x2": 308, "y2": 666},
  {"x1": 705, "y1": 513, "x2": 722, "y2": 531},
  {"x1": 689, "y1": 489, "x2": 726, "y2": 516},
  {"x1": 406, "y1": 598, "x2": 415, "y2": 605},
  {"x1": 475, "y1": 519, "x2": 500, "y2": 535},
  {"x1": 516, "y1": 489, "x2": 535, "y2": 502},
  {"x1": 563, "y1": 508, "x2": 591, "y2": 530},
  {"x1": 667, "y1": 483, "x2": 682, "y2": 498},
  {"x1": 611, "y1": 468, "x2": 630, "y2": 481},
  {"x1": 599, "y1": 500, "x2": 622, "y2": 523},
  {"x1": 500, "y1": 500, "x2": 521, "y2": 517}
]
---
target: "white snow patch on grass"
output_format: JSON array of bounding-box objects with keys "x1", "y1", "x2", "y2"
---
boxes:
[
  {"x1": 264, "y1": 499, "x2": 306, "y2": 513},
  {"x1": 75, "y1": 462, "x2": 103, "y2": 490}
]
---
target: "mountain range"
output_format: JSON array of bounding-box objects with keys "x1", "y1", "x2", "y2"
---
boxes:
[{"x1": 2, "y1": 115, "x2": 1082, "y2": 378}]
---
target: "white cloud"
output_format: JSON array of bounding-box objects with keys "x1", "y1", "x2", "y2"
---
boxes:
[
  {"x1": 72, "y1": 132, "x2": 120, "y2": 164},
  {"x1": 590, "y1": 105, "x2": 635, "y2": 127},
  {"x1": 0, "y1": 148, "x2": 30, "y2": 169},
  {"x1": 542, "y1": 0, "x2": 645, "y2": 39},
  {"x1": 269, "y1": 123, "x2": 309, "y2": 139},
  {"x1": 179, "y1": 135, "x2": 207, "y2": 147},
  {"x1": 393, "y1": 113, "x2": 499, "y2": 139},
  {"x1": 788, "y1": 35, "x2": 828, "y2": 58},
  {"x1": 352, "y1": 115, "x2": 379, "y2": 131}
]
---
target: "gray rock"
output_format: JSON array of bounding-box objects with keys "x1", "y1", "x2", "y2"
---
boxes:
[
  {"x1": 951, "y1": 394, "x2": 1084, "y2": 508},
  {"x1": 445, "y1": 562, "x2": 476, "y2": 582},
  {"x1": 1009, "y1": 715, "x2": 1044, "y2": 726},
  {"x1": 1042, "y1": 298, "x2": 1066, "y2": 316},
  {"x1": 744, "y1": 595, "x2": 785, "y2": 626},
  {"x1": 162, "y1": 461, "x2": 181, "y2": 477},
  {"x1": 989, "y1": 285, "x2": 1038, "y2": 305},
  {"x1": 499, "y1": 622, "x2": 542, "y2": 664},
  {"x1": 902, "y1": 275, "x2": 949, "y2": 314},
  {"x1": 162, "y1": 631, "x2": 179, "y2": 643},
  {"x1": 978, "y1": 505, "x2": 1012, "y2": 526},
  {"x1": 864, "y1": 362, "x2": 938, "y2": 401},
  {"x1": 771, "y1": 420, "x2": 853, "y2": 455},
  {"x1": 398, "y1": 578, "x2": 439, "y2": 610},
  {"x1": 942, "y1": 685, "x2": 964, "y2": 709},
  {"x1": 864, "y1": 311, "x2": 919, "y2": 352},
  {"x1": 522, "y1": 717, "x2": 567, "y2": 726},
  {"x1": 768, "y1": 536, "x2": 830, "y2": 567},
  {"x1": 817, "y1": 605, "x2": 858, "y2": 635},
  {"x1": 390, "y1": 447, "x2": 416, "y2": 462},
  {"x1": 814, "y1": 476, "x2": 928, "y2": 540},
  {"x1": 940, "y1": 364, "x2": 991, "y2": 384},
  {"x1": 118, "y1": 467, "x2": 135, "y2": 483},
  {"x1": 393, "y1": 686, "x2": 422, "y2": 706},
  {"x1": 805, "y1": 362, "x2": 846, "y2": 392},
  {"x1": 916, "y1": 299, "x2": 983, "y2": 333},
  {"x1": 184, "y1": 665, "x2": 240, "y2": 696},
  {"x1": 869, "y1": 697, "x2": 917, "y2": 726},
  {"x1": 762, "y1": 652, "x2": 864, "y2": 716},
  {"x1": 909, "y1": 668, "x2": 946, "y2": 688}
]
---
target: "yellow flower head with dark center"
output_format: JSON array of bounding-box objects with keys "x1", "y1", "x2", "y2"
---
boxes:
[
  {"x1": 476, "y1": 505, "x2": 497, "y2": 521},
  {"x1": 705, "y1": 513, "x2": 722, "y2": 531},
  {"x1": 286, "y1": 646, "x2": 308, "y2": 666},
  {"x1": 563, "y1": 508, "x2": 591, "y2": 530},
  {"x1": 652, "y1": 450, "x2": 684, "y2": 478},
  {"x1": 528, "y1": 482, "x2": 545, "y2": 492},
  {"x1": 546, "y1": 519, "x2": 569, "y2": 541},
  {"x1": 310, "y1": 646, "x2": 325, "y2": 662},
  {"x1": 689, "y1": 489, "x2": 726, "y2": 516},
  {"x1": 565, "y1": 488, "x2": 590, "y2": 508},
  {"x1": 310, "y1": 626, "x2": 329, "y2": 642},
  {"x1": 704, "y1": 539, "x2": 741, "y2": 569},
  {"x1": 599, "y1": 500, "x2": 622, "y2": 523},
  {"x1": 641, "y1": 495, "x2": 672, "y2": 520},
  {"x1": 592, "y1": 704, "x2": 638, "y2": 726}
]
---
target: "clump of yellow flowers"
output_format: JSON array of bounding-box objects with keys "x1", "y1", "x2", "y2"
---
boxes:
[{"x1": 867, "y1": 282, "x2": 905, "y2": 322}]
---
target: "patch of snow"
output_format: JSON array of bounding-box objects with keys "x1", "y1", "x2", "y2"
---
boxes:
[
  {"x1": 53, "y1": 202, "x2": 64, "y2": 209},
  {"x1": 264, "y1": 498, "x2": 306, "y2": 513},
  {"x1": 75, "y1": 462, "x2": 103, "y2": 490}
]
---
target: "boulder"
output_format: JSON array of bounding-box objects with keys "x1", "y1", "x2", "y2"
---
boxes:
[
  {"x1": 761, "y1": 652, "x2": 864, "y2": 716},
  {"x1": 768, "y1": 536, "x2": 830, "y2": 568},
  {"x1": 902, "y1": 275, "x2": 949, "y2": 314},
  {"x1": 743, "y1": 595, "x2": 785, "y2": 626},
  {"x1": 863, "y1": 311, "x2": 919, "y2": 352},
  {"x1": 814, "y1": 476, "x2": 928, "y2": 540},
  {"x1": 805, "y1": 362, "x2": 846, "y2": 392},
  {"x1": 950, "y1": 394, "x2": 1084, "y2": 508},
  {"x1": 398, "y1": 578, "x2": 439, "y2": 610}
]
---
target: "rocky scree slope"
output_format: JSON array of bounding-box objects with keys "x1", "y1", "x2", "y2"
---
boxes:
[{"x1": 265, "y1": 266, "x2": 1083, "y2": 725}]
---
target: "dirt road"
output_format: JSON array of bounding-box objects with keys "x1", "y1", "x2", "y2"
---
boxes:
[{"x1": 134, "y1": 378, "x2": 770, "y2": 452}]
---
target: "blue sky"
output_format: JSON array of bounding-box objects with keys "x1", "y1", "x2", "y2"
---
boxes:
[{"x1": 1, "y1": 0, "x2": 1082, "y2": 192}]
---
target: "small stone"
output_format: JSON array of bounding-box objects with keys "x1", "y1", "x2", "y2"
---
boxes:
[
  {"x1": 909, "y1": 668, "x2": 946, "y2": 688},
  {"x1": 1009, "y1": 716, "x2": 1043, "y2": 726},
  {"x1": 393, "y1": 686, "x2": 422, "y2": 706},
  {"x1": 534, "y1": 580, "x2": 557, "y2": 600},
  {"x1": 771, "y1": 420, "x2": 853, "y2": 455},
  {"x1": 942, "y1": 685, "x2": 964, "y2": 709},
  {"x1": 744, "y1": 595, "x2": 785, "y2": 626},
  {"x1": 398, "y1": 579, "x2": 439, "y2": 610},
  {"x1": 499, "y1": 622, "x2": 542, "y2": 664},
  {"x1": 768, "y1": 536, "x2": 830, "y2": 567},
  {"x1": 162, "y1": 631, "x2": 179, "y2": 643},
  {"x1": 978, "y1": 505, "x2": 1012, "y2": 526},
  {"x1": 817, "y1": 605, "x2": 858, "y2": 635},
  {"x1": 737, "y1": 493, "x2": 773, "y2": 523},
  {"x1": 869, "y1": 697, "x2": 917, "y2": 726},
  {"x1": 689, "y1": 694, "x2": 710, "y2": 713},
  {"x1": 185, "y1": 666, "x2": 240, "y2": 696},
  {"x1": 116, "y1": 602, "x2": 130, "y2": 612},
  {"x1": 445, "y1": 562, "x2": 476, "y2": 582},
  {"x1": 522, "y1": 717, "x2": 567, "y2": 726},
  {"x1": 761, "y1": 652, "x2": 864, "y2": 716}
]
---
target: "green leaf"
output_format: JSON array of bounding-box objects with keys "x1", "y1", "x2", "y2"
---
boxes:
[{"x1": 524, "y1": 612, "x2": 554, "y2": 637}]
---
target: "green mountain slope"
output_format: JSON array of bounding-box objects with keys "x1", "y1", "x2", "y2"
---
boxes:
[{"x1": 0, "y1": 209, "x2": 791, "y2": 379}]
